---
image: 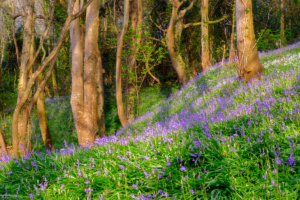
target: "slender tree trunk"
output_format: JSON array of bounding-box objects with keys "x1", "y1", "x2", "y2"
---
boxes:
[
  {"x1": 37, "y1": 73, "x2": 54, "y2": 151},
  {"x1": 13, "y1": 0, "x2": 35, "y2": 156},
  {"x1": 201, "y1": 0, "x2": 211, "y2": 71},
  {"x1": 125, "y1": 0, "x2": 142, "y2": 123},
  {"x1": 0, "y1": 126, "x2": 8, "y2": 156},
  {"x1": 166, "y1": 0, "x2": 189, "y2": 85},
  {"x1": 229, "y1": 0, "x2": 236, "y2": 61},
  {"x1": 50, "y1": 26, "x2": 59, "y2": 97},
  {"x1": 280, "y1": 0, "x2": 285, "y2": 47},
  {"x1": 236, "y1": 0, "x2": 264, "y2": 81},
  {"x1": 96, "y1": 50, "x2": 106, "y2": 137},
  {"x1": 116, "y1": 0, "x2": 130, "y2": 127}
]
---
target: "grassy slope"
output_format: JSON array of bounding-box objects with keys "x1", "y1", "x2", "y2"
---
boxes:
[{"x1": 1, "y1": 42, "x2": 300, "y2": 199}]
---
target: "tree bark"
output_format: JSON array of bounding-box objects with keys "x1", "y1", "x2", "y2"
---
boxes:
[
  {"x1": 116, "y1": 0, "x2": 130, "y2": 127},
  {"x1": 236, "y1": 0, "x2": 264, "y2": 81},
  {"x1": 10, "y1": 0, "x2": 93, "y2": 156},
  {"x1": 125, "y1": 0, "x2": 143, "y2": 123},
  {"x1": 0, "y1": 126, "x2": 8, "y2": 156},
  {"x1": 83, "y1": 0, "x2": 99, "y2": 145},
  {"x1": 14, "y1": 0, "x2": 35, "y2": 156},
  {"x1": 96, "y1": 50, "x2": 106, "y2": 137},
  {"x1": 166, "y1": 0, "x2": 191, "y2": 85},
  {"x1": 37, "y1": 73, "x2": 54, "y2": 151},
  {"x1": 201, "y1": 0, "x2": 211, "y2": 71}
]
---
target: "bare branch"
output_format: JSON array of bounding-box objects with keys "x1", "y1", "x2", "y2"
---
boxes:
[
  {"x1": 143, "y1": 36, "x2": 166, "y2": 44},
  {"x1": 149, "y1": 16, "x2": 166, "y2": 32},
  {"x1": 183, "y1": 14, "x2": 230, "y2": 28},
  {"x1": 179, "y1": 0, "x2": 197, "y2": 18},
  {"x1": 0, "y1": 5, "x2": 24, "y2": 19},
  {"x1": 73, "y1": 0, "x2": 95, "y2": 19},
  {"x1": 26, "y1": 0, "x2": 57, "y2": 72}
]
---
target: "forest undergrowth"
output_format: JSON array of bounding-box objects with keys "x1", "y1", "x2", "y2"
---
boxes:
[{"x1": 1, "y1": 42, "x2": 300, "y2": 199}]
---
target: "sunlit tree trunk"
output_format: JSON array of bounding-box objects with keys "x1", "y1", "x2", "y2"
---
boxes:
[
  {"x1": 116, "y1": 0, "x2": 130, "y2": 127},
  {"x1": 201, "y1": 0, "x2": 211, "y2": 71},
  {"x1": 166, "y1": 0, "x2": 191, "y2": 85},
  {"x1": 14, "y1": 0, "x2": 35, "y2": 156},
  {"x1": 37, "y1": 72, "x2": 54, "y2": 151},
  {"x1": 83, "y1": 0, "x2": 99, "y2": 145},
  {"x1": 70, "y1": 0, "x2": 99, "y2": 146},
  {"x1": 126, "y1": 0, "x2": 142, "y2": 123},
  {"x1": 236, "y1": 0, "x2": 264, "y2": 81},
  {"x1": 70, "y1": 0, "x2": 85, "y2": 145},
  {"x1": 0, "y1": 126, "x2": 8, "y2": 156}
]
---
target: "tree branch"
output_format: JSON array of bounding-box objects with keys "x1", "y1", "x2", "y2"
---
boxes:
[
  {"x1": 0, "y1": 5, "x2": 24, "y2": 20},
  {"x1": 143, "y1": 36, "x2": 166, "y2": 45},
  {"x1": 179, "y1": 0, "x2": 197, "y2": 19},
  {"x1": 183, "y1": 14, "x2": 230, "y2": 28},
  {"x1": 149, "y1": 16, "x2": 166, "y2": 32},
  {"x1": 73, "y1": 0, "x2": 95, "y2": 19}
]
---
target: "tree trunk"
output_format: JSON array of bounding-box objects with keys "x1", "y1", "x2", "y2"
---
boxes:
[
  {"x1": 0, "y1": 126, "x2": 8, "y2": 156},
  {"x1": 166, "y1": 0, "x2": 189, "y2": 85},
  {"x1": 37, "y1": 73, "x2": 54, "y2": 151},
  {"x1": 96, "y1": 50, "x2": 106, "y2": 137},
  {"x1": 50, "y1": 25, "x2": 59, "y2": 97},
  {"x1": 229, "y1": 0, "x2": 236, "y2": 61},
  {"x1": 13, "y1": 0, "x2": 35, "y2": 156},
  {"x1": 116, "y1": 0, "x2": 130, "y2": 127},
  {"x1": 201, "y1": 0, "x2": 211, "y2": 71},
  {"x1": 280, "y1": 0, "x2": 285, "y2": 47},
  {"x1": 70, "y1": 0, "x2": 85, "y2": 145},
  {"x1": 236, "y1": 0, "x2": 264, "y2": 81},
  {"x1": 70, "y1": 0, "x2": 99, "y2": 146},
  {"x1": 82, "y1": 0, "x2": 99, "y2": 145},
  {"x1": 125, "y1": 0, "x2": 143, "y2": 123}
]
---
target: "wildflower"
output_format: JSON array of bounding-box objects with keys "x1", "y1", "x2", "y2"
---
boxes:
[
  {"x1": 276, "y1": 157, "x2": 282, "y2": 165},
  {"x1": 132, "y1": 184, "x2": 138, "y2": 190},
  {"x1": 166, "y1": 161, "x2": 172, "y2": 166},
  {"x1": 85, "y1": 179, "x2": 90, "y2": 184},
  {"x1": 29, "y1": 193, "x2": 34, "y2": 198},
  {"x1": 119, "y1": 165, "x2": 125, "y2": 170},
  {"x1": 190, "y1": 190, "x2": 195, "y2": 194},
  {"x1": 262, "y1": 175, "x2": 266, "y2": 179},
  {"x1": 180, "y1": 166, "x2": 186, "y2": 172}
]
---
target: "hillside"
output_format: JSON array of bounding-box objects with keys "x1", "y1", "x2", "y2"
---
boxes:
[{"x1": 1, "y1": 42, "x2": 300, "y2": 199}]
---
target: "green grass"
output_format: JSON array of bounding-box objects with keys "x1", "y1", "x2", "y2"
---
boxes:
[{"x1": 1, "y1": 42, "x2": 300, "y2": 199}]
